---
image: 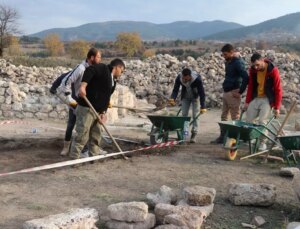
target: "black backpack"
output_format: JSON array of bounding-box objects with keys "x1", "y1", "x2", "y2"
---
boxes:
[
  {"x1": 49, "y1": 71, "x2": 71, "y2": 94},
  {"x1": 49, "y1": 64, "x2": 80, "y2": 94}
]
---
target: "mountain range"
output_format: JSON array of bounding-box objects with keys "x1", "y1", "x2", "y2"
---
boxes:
[{"x1": 29, "y1": 12, "x2": 300, "y2": 41}]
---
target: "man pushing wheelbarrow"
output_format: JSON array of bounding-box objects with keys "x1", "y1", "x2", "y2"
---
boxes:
[
  {"x1": 218, "y1": 52, "x2": 284, "y2": 161},
  {"x1": 168, "y1": 68, "x2": 207, "y2": 143},
  {"x1": 243, "y1": 53, "x2": 282, "y2": 151}
]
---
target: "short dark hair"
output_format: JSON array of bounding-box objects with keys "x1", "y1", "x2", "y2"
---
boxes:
[
  {"x1": 182, "y1": 68, "x2": 191, "y2": 76},
  {"x1": 221, "y1": 44, "x2": 234, "y2": 53},
  {"x1": 251, "y1": 53, "x2": 262, "y2": 63},
  {"x1": 87, "y1": 47, "x2": 99, "y2": 59},
  {"x1": 110, "y1": 58, "x2": 125, "y2": 68}
]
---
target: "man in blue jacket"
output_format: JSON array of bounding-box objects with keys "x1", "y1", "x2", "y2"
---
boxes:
[
  {"x1": 169, "y1": 68, "x2": 206, "y2": 143},
  {"x1": 211, "y1": 44, "x2": 248, "y2": 144}
]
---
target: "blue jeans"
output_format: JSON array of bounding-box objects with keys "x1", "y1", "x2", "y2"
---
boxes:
[
  {"x1": 181, "y1": 98, "x2": 200, "y2": 134},
  {"x1": 65, "y1": 109, "x2": 76, "y2": 141}
]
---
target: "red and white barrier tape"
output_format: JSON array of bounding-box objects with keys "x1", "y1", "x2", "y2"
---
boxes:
[
  {"x1": 0, "y1": 120, "x2": 28, "y2": 125},
  {"x1": 0, "y1": 140, "x2": 182, "y2": 177}
]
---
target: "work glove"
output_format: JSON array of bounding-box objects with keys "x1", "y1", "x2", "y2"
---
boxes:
[
  {"x1": 273, "y1": 109, "x2": 280, "y2": 118},
  {"x1": 168, "y1": 99, "x2": 176, "y2": 106},
  {"x1": 200, "y1": 108, "x2": 207, "y2": 114},
  {"x1": 108, "y1": 101, "x2": 113, "y2": 108},
  {"x1": 69, "y1": 101, "x2": 77, "y2": 109},
  {"x1": 66, "y1": 94, "x2": 77, "y2": 108},
  {"x1": 242, "y1": 103, "x2": 249, "y2": 112}
]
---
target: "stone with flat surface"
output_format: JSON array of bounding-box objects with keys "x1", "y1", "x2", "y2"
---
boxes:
[{"x1": 22, "y1": 208, "x2": 98, "y2": 229}]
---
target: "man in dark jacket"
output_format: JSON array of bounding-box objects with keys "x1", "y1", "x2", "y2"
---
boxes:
[
  {"x1": 169, "y1": 68, "x2": 206, "y2": 143},
  {"x1": 69, "y1": 59, "x2": 125, "y2": 159},
  {"x1": 211, "y1": 44, "x2": 249, "y2": 144},
  {"x1": 243, "y1": 53, "x2": 282, "y2": 150}
]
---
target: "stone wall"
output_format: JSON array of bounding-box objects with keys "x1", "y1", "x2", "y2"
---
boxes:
[
  {"x1": 0, "y1": 48, "x2": 300, "y2": 121},
  {"x1": 0, "y1": 80, "x2": 136, "y2": 123},
  {"x1": 120, "y1": 48, "x2": 300, "y2": 109}
]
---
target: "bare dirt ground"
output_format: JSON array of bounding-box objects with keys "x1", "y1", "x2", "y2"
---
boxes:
[{"x1": 0, "y1": 109, "x2": 299, "y2": 229}]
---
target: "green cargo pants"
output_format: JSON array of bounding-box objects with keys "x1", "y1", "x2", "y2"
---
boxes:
[{"x1": 70, "y1": 105, "x2": 102, "y2": 159}]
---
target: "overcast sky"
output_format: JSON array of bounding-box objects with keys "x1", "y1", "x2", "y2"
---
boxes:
[{"x1": 1, "y1": 0, "x2": 299, "y2": 35}]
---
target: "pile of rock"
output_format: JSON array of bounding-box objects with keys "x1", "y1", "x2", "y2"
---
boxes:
[
  {"x1": 1, "y1": 47, "x2": 300, "y2": 120},
  {"x1": 103, "y1": 185, "x2": 216, "y2": 228},
  {"x1": 23, "y1": 182, "x2": 291, "y2": 228},
  {"x1": 0, "y1": 59, "x2": 69, "y2": 85},
  {"x1": 148, "y1": 185, "x2": 216, "y2": 228},
  {"x1": 120, "y1": 48, "x2": 300, "y2": 110}
]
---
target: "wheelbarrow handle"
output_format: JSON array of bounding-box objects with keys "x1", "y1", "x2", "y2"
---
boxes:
[
  {"x1": 239, "y1": 110, "x2": 245, "y2": 120},
  {"x1": 189, "y1": 112, "x2": 202, "y2": 126},
  {"x1": 176, "y1": 108, "x2": 205, "y2": 126}
]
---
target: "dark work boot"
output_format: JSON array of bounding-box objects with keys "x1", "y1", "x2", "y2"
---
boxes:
[
  {"x1": 190, "y1": 132, "x2": 197, "y2": 143},
  {"x1": 210, "y1": 129, "x2": 225, "y2": 144}
]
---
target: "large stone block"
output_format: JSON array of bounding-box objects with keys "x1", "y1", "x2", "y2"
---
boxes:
[
  {"x1": 106, "y1": 213, "x2": 155, "y2": 229},
  {"x1": 2, "y1": 110, "x2": 14, "y2": 117},
  {"x1": 147, "y1": 185, "x2": 177, "y2": 207},
  {"x1": 0, "y1": 88, "x2": 5, "y2": 96},
  {"x1": 35, "y1": 112, "x2": 49, "y2": 120},
  {"x1": 287, "y1": 222, "x2": 300, "y2": 229},
  {"x1": 154, "y1": 203, "x2": 204, "y2": 226},
  {"x1": 164, "y1": 210, "x2": 202, "y2": 229},
  {"x1": 280, "y1": 167, "x2": 299, "y2": 177},
  {"x1": 108, "y1": 202, "x2": 148, "y2": 222},
  {"x1": 12, "y1": 102, "x2": 23, "y2": 111},
  {"x1": 0, "y1": 95, "x2": 4, "y2": 103},
  {"x1": 154, "y1": 203, "x2": 177, "y2": 224},
  {"x1": 228, "y1": 183, "x2": 276, "y2": 206},
  {"x1": 40, "y1": 104, "x2": 53, "y2": 113},
  {"x1": 49, "y1": 111, "x2": 59, "y2": 119},
  {"x1": 22, "y1": 208, "x2": 98, "y2": 229},
  {"x1": 177, "y1": 200, "x2": 214, "y2": 220},
  {"x1": 182, "y1": 185, "x2": 216, "y2": 206}
]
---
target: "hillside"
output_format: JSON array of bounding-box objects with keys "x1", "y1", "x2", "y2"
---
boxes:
[
  {"x1": 29, "y1": 20, "x2": 243, "y2": 41},
  {"x1": 205, "y1": 12, "x2": 300, "y2": 41}
]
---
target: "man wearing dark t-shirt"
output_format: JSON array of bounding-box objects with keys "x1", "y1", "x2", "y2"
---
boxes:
[{"x1": 70, "y1": 59, "x2": 125, "y2": 159}]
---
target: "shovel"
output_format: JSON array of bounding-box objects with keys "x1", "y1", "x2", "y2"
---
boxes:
[
  {"x1": 112, "y1": 105, "x2": 157, "y2": 113},
  {"x1": 112, "y1": 103, "x2": 169, "y2": 113}
]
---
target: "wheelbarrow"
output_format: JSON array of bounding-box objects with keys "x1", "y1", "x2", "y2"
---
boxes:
[
  {"x1": 147, "y1": 115, "x2": 191, "y2": 145},
  {"x1": 147, "y1": 105, "x2": 204, "y2": 145},
  {"x1": 218, "y1": 114, "x2": 279, "y2": 160},
  {"x1": 278, "y1": 134, "x2": 300, "y2": 166}
]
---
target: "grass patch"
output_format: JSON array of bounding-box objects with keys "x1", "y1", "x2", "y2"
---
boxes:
[
  {"x1": 93, "y1": 192, "x2": 115, "y2": 203},
  {"x1": 6, "y1": 56, "x2": 80, "y2": 68},
  {"x1": 26, "y1": 203, "x2": 46, "y2": 211}
]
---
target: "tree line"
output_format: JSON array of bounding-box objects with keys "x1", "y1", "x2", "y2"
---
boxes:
[{"x1": 1, "y1": 4, "x2": 300, "y2": 60}]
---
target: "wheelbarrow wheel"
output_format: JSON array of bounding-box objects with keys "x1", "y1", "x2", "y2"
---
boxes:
[
  {"x1": 150, "y1": 133, "x2": 165, "y2": 145},
  {"x1": 225, "y1": 138, "x2": 238, "y2": 161}
]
